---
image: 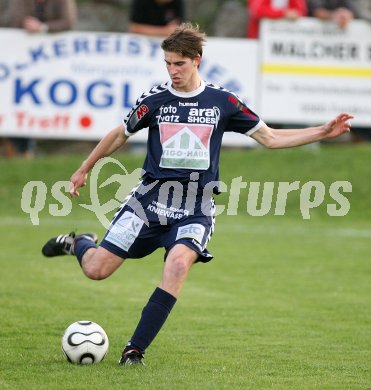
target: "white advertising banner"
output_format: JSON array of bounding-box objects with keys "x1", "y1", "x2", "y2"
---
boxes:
[
  {"x1": 260, "y1": 18, "x2": 371, "y2": 126},
  {"x1": 0, "y1": 29, "x2": 259, "y2": 146}
]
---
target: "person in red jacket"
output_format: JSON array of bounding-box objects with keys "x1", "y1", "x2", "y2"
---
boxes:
[{"x1": 246, "y1": 0, "x2": 307, "y2": 39}]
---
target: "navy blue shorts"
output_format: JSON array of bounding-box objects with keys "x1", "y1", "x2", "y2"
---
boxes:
[{"x1": 100, "y1": 179, "x2": 216, "y2": 262}]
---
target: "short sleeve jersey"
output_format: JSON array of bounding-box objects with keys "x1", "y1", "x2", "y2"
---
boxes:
[
  {"x1": 130, "y1": 0, "x2": 184, "y2": 26},
  {"x1": 124, "y1": 81, "x2": 264, "y2": 190}
]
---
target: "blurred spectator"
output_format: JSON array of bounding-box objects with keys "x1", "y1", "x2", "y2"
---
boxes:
[
  {"x1": 307, "y1": 0, "x2": 359, "y2": 29},
  {"x1": 357, "y1": 0, "x2": 371, "y2": 22},
  {"x1": 246, "y1": 0, "x2": 307, "y2": 39},
  {"x1": 8, "y1": 0, "x2": 77, "y2": 33},
  {"x1": 128, "y1": 0, "x2": 184, "y2": 37},
  {"x1": 0, "y1": 0, "x2": 10, "y2": 26},
  {"x1": 2, "y1": 0, "x2": 77, "y2": 158},
  {"x1": 309, "y1": 1, "x2": 369, "y2": 143},
  {"x1": 350, "y1": 1, "x2": 371, "y2": 142}
]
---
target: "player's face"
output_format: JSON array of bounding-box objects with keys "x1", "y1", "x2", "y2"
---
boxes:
[{"x1": 164, "y1": 51, "x2": 201, "y2": 92}]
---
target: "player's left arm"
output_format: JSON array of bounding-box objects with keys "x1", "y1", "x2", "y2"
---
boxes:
[{"x1": 251, "y1": 113, "x2": 353, "y2": 149}]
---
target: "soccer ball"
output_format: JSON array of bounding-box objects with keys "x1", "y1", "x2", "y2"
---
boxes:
[{"x1": 61, "y1": 320, "x2": 109, "y2": 364}]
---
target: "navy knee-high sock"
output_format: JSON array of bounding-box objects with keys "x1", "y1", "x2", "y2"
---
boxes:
[
  {"x1": 128, "y1": 287, "x2": 177, "y2": 352},
  {"x1": 73, "y1": 238, "x2": 97, "y2": 266}
]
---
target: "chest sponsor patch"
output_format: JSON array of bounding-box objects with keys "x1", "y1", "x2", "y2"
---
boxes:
[{"x1": 159, "y1": 123, "x2": 213, "y2": 170}]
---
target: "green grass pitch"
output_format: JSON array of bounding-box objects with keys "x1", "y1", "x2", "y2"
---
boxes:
[{"x1": 0, "y1": 145, "x2": 370, "y2": 389}]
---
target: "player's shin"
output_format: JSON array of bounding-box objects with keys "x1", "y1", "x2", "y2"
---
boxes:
[{"x1": 124, "y1": 287, "x2": 177, "y2": 354}]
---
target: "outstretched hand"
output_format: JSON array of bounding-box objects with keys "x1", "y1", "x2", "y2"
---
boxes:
[
  {"x1": 69, "y1": 170, "x2": 88, "y2": 197},
  {"x1": 322, "y1": 113, "x2": 353, "y2": 139}
]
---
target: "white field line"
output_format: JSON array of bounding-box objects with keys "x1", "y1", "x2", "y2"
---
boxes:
[{"x1": 1, "y1": 216, "x2": 371, "y2": 238}]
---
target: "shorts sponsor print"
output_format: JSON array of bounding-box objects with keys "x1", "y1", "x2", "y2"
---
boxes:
[
  {"x1": 176, "y1": 223, "x2": 206, "y2": 243},
  {"x1": 100, "y1": 180, "x2": 215, "y2": 262},
  {"x1": 104, "y1": 211, "x2": 144, "y2": 252}
]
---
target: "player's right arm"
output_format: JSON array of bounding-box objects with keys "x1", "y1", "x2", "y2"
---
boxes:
[{"x1": 69, "y1": 124, "x2": 128, "y2": 197}]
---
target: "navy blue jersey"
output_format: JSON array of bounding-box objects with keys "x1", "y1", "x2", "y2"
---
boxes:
[{"x1": 123, "y1": 80, "x2": 263, "y2": 190}]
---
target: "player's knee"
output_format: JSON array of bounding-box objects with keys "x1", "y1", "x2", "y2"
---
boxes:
[
  {"x1": 167, "y1": 255, "x2": 190, "y2": 279},
  {"x1": 82, "y1": 260, "x2": 114, "y2": 280},
  {"x1": 81, "y1": 249, "x2": 123, "y2": 280},
  {"x1": 83, "y1": 265, "x2": 109, "y2": 280}
]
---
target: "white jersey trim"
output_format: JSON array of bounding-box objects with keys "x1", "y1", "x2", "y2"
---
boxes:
[
  {"x1": 245, "y1": 119, "x2": 265, "y2": 136},
  {"x1": 124, "y1": 127, "x2": 133, "y2": 137},
  {"x1": 168, "y1": 80, "x2": 206, "y2": 98}
]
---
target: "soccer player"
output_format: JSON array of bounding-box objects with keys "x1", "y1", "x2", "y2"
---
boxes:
[{"x1": 42, "y1": 23, "x2": 353, "y2": 366}]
